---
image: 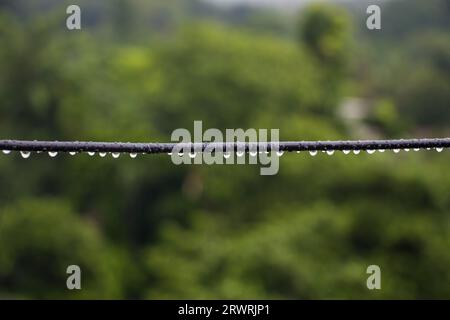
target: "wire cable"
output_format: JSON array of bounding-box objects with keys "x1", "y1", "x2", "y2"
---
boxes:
[{"x1": 0, "y1": 138, "x2": 449, "y2": 154}]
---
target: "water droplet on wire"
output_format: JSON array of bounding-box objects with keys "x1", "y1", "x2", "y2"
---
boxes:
[
  {"x1": 342, "y1": 150, "x2": 350, "y2": 155},
  {"x1": 353, "y1": 150, "x2": 360, "y2": 155},
  {"x1": 88, "y1": 152, "x2": 95, "y2": 156},
  {"x1": 2, "y1": 150, "x2": 11, "y2": 155},
  {"x1": 223, "y1": 152, "x2": 231, "y2": 159},
  {"x1": 236, "y1": 151, "x2": 244, "y2": 157},
  {"x1": 130, "y1": 153, "x2": 137, "y2": 159},
  {"x1": 276, "y1": 151, "x2": 284, "y2": 157},
  {"x1": 367, "y1": 150, "x2": 376, "y2": 154},
  {"x1": 112, "y1": 152, "x2": 120, "y2": 158},
  {"x1": 69, "y1": 152, "x2": 76, "y2": 156},
  {"x1": 326, "y1": 150, "x2": 334, "y2": 156},
  {"x1": 20, "y1": 151, "x2": 31, "y2": 159},
  {"x1": 189, "y1": 152, "x2": 197, "y2": 159},
  {"x1": 99, "y1": 152, "x2": 107, "y2": 158},
  {"x1": 436, "y1": 147, "x2": 443, "y2": 153},
  {"x1": 309, "y1": 150, "x2": 318, "y2": 156},
  {"x1": 48, "y1": 151, "x2": 58, "y2": 158},
  {"x1": 393, "y1": 149, "x2": 400, "y2": 153}
]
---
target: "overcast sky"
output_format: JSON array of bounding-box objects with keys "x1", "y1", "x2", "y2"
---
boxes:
[
  {"x1": 205, "y1": 0, "x2": 388, "y2": 9},
  {"x1": 205, "y1": 0, "x2": 326, "y2": 9}
]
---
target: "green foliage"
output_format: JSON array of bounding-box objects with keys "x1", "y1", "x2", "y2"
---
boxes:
[
  {"x1": 0, "y1": 199, "x2": 123, "y2": 299},
  {"x1": 148, "y1": 23, "x2": 331, "y2": 131},
  {"x1": 367, "y1": 99, "x2": 402, "y2": 136},
  {"x1": 396, "y1": 67, "x2": 450, "y2": 128},
  {"x1": 376, "y1": 0, "x2": 449, "y2": 40},
  {"x1": 350, "y1": 0, "x2": 450, "y2": 132},
  {"x1": 297, "y1": 4, "x2": 351, "y2": 112},
  {"x1": 146, "y1": 196, "x2": 450, "y2": 299},
  {"x1": 298, "y1": 4, "x2": 351, "y2": 70}
]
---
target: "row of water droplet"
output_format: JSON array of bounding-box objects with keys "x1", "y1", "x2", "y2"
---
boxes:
[
  {"x1": 1, "y1": 147, "x2": 446, "y2": 159},
  {"x1": 0, "y1": 150, "x2": 138, "y2": 159},
  {"x1": 165, "y1": 147, "x2": 447, "y2": 157}
]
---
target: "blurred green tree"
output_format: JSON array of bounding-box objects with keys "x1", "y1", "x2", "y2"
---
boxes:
[
  {"x1": 0, "y1": 199, "x2": 124, "y2": 299},
  {"x1": 298, "y1": 4, "x2": 350, "y2": 70},
  {"x1": 297, "y1": 4, "x2": 351, "y2": 113}
]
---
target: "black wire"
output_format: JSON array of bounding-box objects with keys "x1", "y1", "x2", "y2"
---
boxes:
[{"x1": 0, "y1": 138, "x2": 449, "y2": 154}]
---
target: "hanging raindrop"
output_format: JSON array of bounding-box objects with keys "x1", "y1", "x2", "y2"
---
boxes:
[
  {"x1": 88, "y1": 152, "x2": 95, "y2": 156},
  {"x1": 223, "y1": 152, "x2": 231, "y2": 159},
  {"x1": 436, "y1": 147, "x2": 444, "y2": 153},
  {"x1": 404, "y1": 148, "x2": 410, "y2": 152},
  {"x1": 378, "y1": 149, "x2": 385, "y2": 153},
  {"x1": 130, "y1": 153, "x2": 138, "y2": 159},
  {"x1": 189, "y1": 152, "x2": 197, "y2": 159},
  {"x1": 353, "y1": 150, "x2": 361, "y2": 155},
  {"x1": 276, "y1": 151, "x2": 284, "y2": 157},
  {"x1": 99, "y1": 152, "x2": 107, "y2": 158},
  {"x1": 367, "y1": 150, "x2": 376, "y2": 154},
  {"x1": 309, "y1": 150, "x2": 318, "y2": 156},
  {"x1": 413, "y1": 148, "x2": 420, "y2": 152},
  {"x1": 178, "y1": 152, "x2": 184, "y2": 157},
  {"x1": 69, "y1": 152, "x2": 77, "y2": 156},
  {"x1": 342, "y1": 150, "x2": 350, "y2": 155},
  {"x1": 236, "y1": 151, "x2": 245, "y2": 157},
  {"x1": 48, "y1": 151, "x2": 58, "y2": 158},
  {"x1": 2, "y1": 150, "x2": 11, "y2": 155},
  {"x1": 20, "y1": 151, "x2": 31, "y2": 159},
  {"x1": 112, "y1": 152, "x2": 120, "y2": 158},
  {"x1": 326, "y1": 150, "x2": 335, "y2": 156},
  {"x1": 393, "y1": 149, "x2": 400, "y2": 153},
  {"x1": 249, "y1": 151, "x2": 258, "y2": 157}
]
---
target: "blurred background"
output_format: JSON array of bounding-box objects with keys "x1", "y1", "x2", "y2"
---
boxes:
[{"x1": 0, "y1": 0, "x2": 449, "y2": 299}]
